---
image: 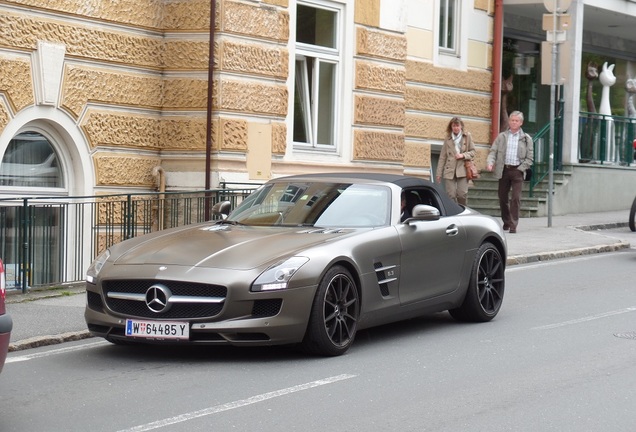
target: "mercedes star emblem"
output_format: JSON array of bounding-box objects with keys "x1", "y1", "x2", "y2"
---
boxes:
[{"x1": 145, "y1": 284, "x2": 172, "y2": 313}]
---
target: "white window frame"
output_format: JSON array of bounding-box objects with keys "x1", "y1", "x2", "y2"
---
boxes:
[
  {"x1": 293, "y1": 0, "x2": 343, "y2": 152},
  {"x1": 438, "y1": 0, "x2": 459, "y2": 55}
]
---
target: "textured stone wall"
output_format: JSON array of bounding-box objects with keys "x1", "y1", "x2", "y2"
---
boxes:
[
  {"x1": 0, "y1": 57, "x2": 34, "y2": 112},
  {"x1": 406, "y1": 114, "x2": 491, "y2": 145},
  {"x1": 354, "y1": 130, "x2": 404, "y2": 162},
  {"x1": 80, "y1": 111, "x2": 209, "y2": 152},
  {"x1": 0, "y1": 12, "x2": 164, "y2": 68},
  {"x1": 353, "y1": 26, "x2": 407, "y2": 163},
  {"x1": 0, "y1": 0, "x2": 293, "y2": 188},
  {"x1": 0, "y1": 0, "x2": 496, "y2": 188},
  {"x1": 0, "y1": 0, "x2": 160, "y2": 27},
  {"x1": 94, "y1": 154, "x2": 161, "y2": 187},
  {"x1": 0, "y1": 101, "x2": 8, "y2": 130},
  {"x1": 356, "y1": 61, "x2": 406, "y2": 94},
  {"x1": 406, "y1": 60, "x2": 491, "y2": 93},
  {"x1": 221, "y1": 1, "x2": 289, "y2": 42}
]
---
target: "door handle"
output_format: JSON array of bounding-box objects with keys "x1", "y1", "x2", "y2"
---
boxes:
[{"x1": 446, "y1": 225, "x2": 459, "y2": 236}]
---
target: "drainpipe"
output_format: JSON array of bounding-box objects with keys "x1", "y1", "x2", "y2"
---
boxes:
[
  {"x1": 491, "y1": 0, "x2": 504, "y2": 142},
  {"x1": 204, "y1": 0, "x2": 217, "y2": 220}
]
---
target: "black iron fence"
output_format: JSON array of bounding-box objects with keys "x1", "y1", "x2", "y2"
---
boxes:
[
  {"x1": 578, "y1": 111, "x2": 636, "y2": 166},
  {"x1": 528, "y1": 116, "x2": 563, "y2": 196},
  {"x1": 0, "y1": 185, "x2": 258, "y2": 292},
  {"x1": 528, "y1": 112, "x2": 636, "y2": 197}
]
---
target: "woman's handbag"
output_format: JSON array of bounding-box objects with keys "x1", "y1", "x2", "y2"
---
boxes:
[{"x1": 464, "y1": 160, "x2": 480, "y2": 180}]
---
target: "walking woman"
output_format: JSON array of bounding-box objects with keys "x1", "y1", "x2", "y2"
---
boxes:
[{"x1": 435, "y1": 116, "x2": 476, "y2": 206}]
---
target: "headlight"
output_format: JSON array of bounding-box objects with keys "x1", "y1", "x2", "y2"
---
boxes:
[
  {"x1": 86, "y1": 249, "x2": 111, "y2": 284},
  {"x1": 251, "y1": 256, "x2": 309, "y2": 292}
]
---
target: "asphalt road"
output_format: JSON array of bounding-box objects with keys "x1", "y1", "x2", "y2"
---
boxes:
[{"x1": 1, "y1": 249, "x2": 635, "y2": 432}]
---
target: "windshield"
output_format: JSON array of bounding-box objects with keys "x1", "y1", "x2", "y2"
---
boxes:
[{"x1": 228, "y1": 182, "x2": 391, "y2": 227}]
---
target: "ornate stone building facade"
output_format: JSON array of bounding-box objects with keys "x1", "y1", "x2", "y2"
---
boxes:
[{"x1": 0, "y1": 0, "x2": 495, "y2": 196}]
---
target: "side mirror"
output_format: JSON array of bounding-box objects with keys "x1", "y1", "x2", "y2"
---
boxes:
[
  {"x1": 211, "y1": 200, "x2": 231, "y2": 220},
  {"x1": 408, "y1": 204, "x2": 440, "y2": 222}
]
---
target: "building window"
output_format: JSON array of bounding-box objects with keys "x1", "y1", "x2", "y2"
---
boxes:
[
  {"x1": 439, "y1": 0, "x2": 458, "y2": 53},
  {"x1": 0, "y1": 131, "x2": 63, "y2": 188},
  {"x1": 293, "y1": 2, "x2": 341, "y2": 149}
]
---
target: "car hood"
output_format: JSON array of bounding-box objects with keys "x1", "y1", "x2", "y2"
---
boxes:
[{"x1": 112, "y1": 224, "x2": 357, "y2": 270}]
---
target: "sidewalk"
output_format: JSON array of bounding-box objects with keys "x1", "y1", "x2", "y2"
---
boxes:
[{"x1": 5, "y1": 210, "x2": 634, "y2": 352}]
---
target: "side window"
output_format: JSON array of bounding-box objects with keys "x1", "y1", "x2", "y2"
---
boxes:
[
  {"x1": 0, "y1": 131, "x2": 63, "y2": 188},
  {"x1": 412, "y1": 188, "x2": 442, "y2": 212},
  {"x1": 293, "y1": 1, "x2": 341, "y2": 150},
  {"x1": 439, "y1": 0, "x2": 459, "y2": 55}
]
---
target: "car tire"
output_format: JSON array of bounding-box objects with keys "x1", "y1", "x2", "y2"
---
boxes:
[
  {"x1": 629, "y1": 195, "x2": 636, "y2": 232},
  {"x1": 449, "y1": 242, "x2": 505, "y2": 322},
  {"x1": 301, "y1": 265, "x2": 360, "y2": 356}
]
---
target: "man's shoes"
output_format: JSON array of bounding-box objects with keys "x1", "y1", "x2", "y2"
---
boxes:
[
  {"x1": 509, "y1": 228, "x2": 516, "y2": 233},
  {"x1": 503, "y1": 224, "x2": 510, "y2": 231}
]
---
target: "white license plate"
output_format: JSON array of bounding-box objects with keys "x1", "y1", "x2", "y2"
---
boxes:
[{"x1": 125, "y1": 319, "x2": 189, "y2": 340}]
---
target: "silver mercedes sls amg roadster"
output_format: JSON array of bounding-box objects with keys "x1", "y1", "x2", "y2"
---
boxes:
[{"x1": 85, "y1": 173, "x2": 507, "y2": 356}]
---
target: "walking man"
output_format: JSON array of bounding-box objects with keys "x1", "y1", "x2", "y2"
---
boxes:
[{"x1": 486, "y1": 111, "x2": 534, "y2": 233}]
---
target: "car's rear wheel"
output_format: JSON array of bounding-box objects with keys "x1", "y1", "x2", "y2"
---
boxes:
[
  {"x1": 449, "y1": 242, "x2": 505, "y2": 322},
  {"x1": 302, "y1": 265, "x2": 359, "y2": 356},
  {"x1": 629, "y1": 195, "x2": 636, "y2": 232}
]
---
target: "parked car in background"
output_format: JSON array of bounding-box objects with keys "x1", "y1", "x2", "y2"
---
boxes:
[
  {"x1": 85, "y1": 173, "x2": 507, "y2": 356},
  {"x1": 0, "y1": 259, "x2": 13, "y2": 372}
]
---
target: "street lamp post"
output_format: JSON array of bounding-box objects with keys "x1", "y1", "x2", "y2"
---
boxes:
[{"x1": 543, "y1": 0, "x2": 571, "y2": 227}]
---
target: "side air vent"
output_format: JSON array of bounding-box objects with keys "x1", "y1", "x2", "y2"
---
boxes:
[{"x1": 374, "y1": 261, "x2": 397, "y2": 297}]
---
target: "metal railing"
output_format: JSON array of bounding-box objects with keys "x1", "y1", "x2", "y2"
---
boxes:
[
  {"x1": 0, "y1": 186, "x2": 259, "y2": 292},
  {"x1": 528, "y1": 112, "x2": 636, "y2": 197},
  {"x1": 528, "y1": 116, "x2": 562, "y2": 197},
  {"x1": 578, "y1": 111, "x2": 636, "y2": 166}
]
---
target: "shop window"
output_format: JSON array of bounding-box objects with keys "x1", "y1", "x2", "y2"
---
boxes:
[
  {"x1": 293, "y1": 1, "x2": 341, "y2": 149},
  {"x1": 0, "y1": 131, "x2": 63, "y2": 188},
  {"x1": 439, "y1": 0, "x2": 459, "y2": 54}
]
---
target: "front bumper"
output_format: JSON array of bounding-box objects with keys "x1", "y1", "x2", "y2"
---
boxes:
[{"x1": 84, "y1": 283, "x2": 318, "y2": 346}]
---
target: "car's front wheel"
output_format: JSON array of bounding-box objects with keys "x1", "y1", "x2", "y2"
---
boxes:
[
  {"x1": 449, "y1": 242, "x2": 505, "y2": 322},
  {"x1": 302, "y1": 265, "x2": 360, "y2": 356}
]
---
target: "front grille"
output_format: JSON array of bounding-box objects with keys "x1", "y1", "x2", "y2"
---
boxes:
[
  {"x1": 106, "y1": 298, "x2": 223, "y2": 319},
  {"x1": 105, "y1": 280, "x2": 227, "y2": 297},
  {"x1": 102, "y1": 279, "x2": 227, "y2": 319}
]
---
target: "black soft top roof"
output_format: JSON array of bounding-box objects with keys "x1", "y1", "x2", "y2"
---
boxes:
[{"x1": 271, "y1": 172, "x2": 465, "y2": 216}]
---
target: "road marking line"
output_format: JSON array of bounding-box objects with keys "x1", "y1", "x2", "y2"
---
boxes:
[
  {"x1": 118, "y1": 373, "x2": 357, "y2": 432},
  {"x1": 531, "y1": 307, "x2": 636, "y2": 330},
  {"x1": 5, "y1": 340, "x2": 110, "y2": 363}
]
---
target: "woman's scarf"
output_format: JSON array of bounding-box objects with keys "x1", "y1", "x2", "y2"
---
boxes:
[{"x1": 452, "y1": 131, "x2": 463, "y2": 154}]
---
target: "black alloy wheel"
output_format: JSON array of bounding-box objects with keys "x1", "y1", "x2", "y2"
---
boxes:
[
  {"x1": 450, "y1": 242, "x2": 505, "y2": 322},
  {"x1": 302, "y1": 265, "x2": 360, "y2": 356}
]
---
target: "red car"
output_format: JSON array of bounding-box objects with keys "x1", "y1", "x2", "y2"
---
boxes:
[{"x1": 0, "y1": 259, "x2": 12, "y2": 373}]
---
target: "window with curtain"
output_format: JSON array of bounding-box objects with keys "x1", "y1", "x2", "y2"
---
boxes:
[{"x1": 0, "y1": 131, "x2": 63, "y2": 188}]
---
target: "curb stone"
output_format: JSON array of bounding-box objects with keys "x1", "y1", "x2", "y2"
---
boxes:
[
  {"x1": 8, "y1": 330, "x2": 93, "y2": 352},
  {"x1": 507, "y1": 241, "x2": 630, "y2": 266}
]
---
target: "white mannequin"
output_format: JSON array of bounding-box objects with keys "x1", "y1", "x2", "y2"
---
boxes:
[
  {"x1": 599, "y1": 62, "x2": 616, "y2": 116},
  {"x1": 598, "y1": 62, "x2": 616, "y2": 163}
]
